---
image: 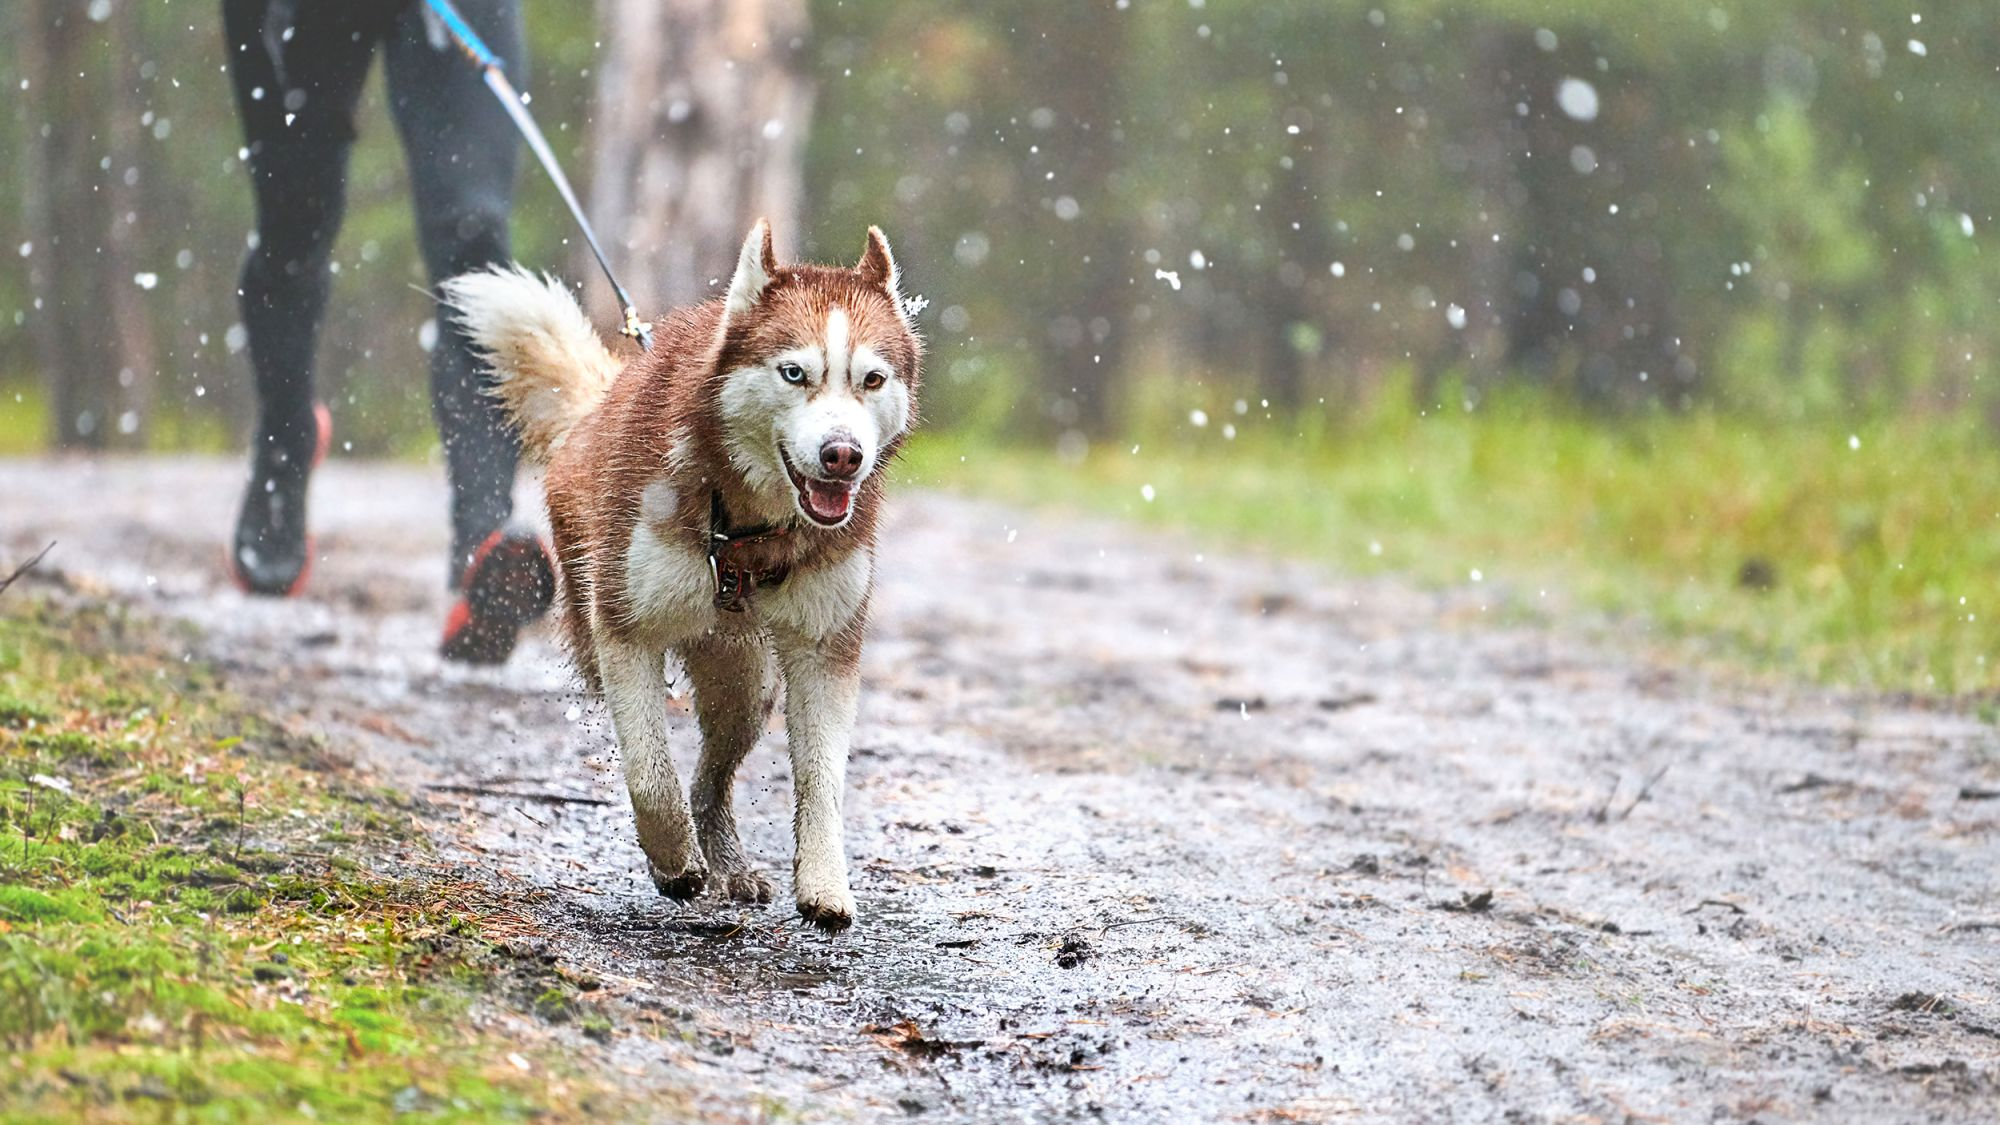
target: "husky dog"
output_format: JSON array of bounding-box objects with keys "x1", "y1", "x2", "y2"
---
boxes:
[{"x1": 441, "y1": 221, "x2": 921, "y2": 931}]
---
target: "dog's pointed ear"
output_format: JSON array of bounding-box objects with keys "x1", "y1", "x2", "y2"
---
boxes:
[
  {"x1": 857, "y1": 226, "x2": 900, "y2": 295},
  {"x1": 723, "y1": 219, "x2": 777, "y2": 318}
]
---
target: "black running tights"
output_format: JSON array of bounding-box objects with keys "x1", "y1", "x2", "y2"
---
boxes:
[{"x1": 223, "y1": 0, "x2": 524, "y2": 578}]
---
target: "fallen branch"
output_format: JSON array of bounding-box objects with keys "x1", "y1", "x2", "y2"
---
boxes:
[
  {"x1": 1619, "y1": 764, "x2": 1672, "y2": 820},
  {"x1": 1100, "y1": 916, "x2": 1177, "y2": 933},
  {"x1": 0, "y1": 541, "x2": 55, "y2": 598},
  {"x1": 423, "y1": 782, "x2": 610, "y2": 806},
  {"x1": 1684, "y1": 899, "x2": 1747, "y2": 916}
]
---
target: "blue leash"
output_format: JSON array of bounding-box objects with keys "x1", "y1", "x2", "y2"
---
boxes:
[{"x1": 420, "y1": 0, "x2": 653, "y2": 351}]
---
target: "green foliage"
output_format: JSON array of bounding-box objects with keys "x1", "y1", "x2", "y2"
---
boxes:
[
  {"x1": 6, "y1": 1, "x2": 2000, "y2": 437},
  {"x1": 805, "y1": 0, "x2": 2000, "y2": 427}
]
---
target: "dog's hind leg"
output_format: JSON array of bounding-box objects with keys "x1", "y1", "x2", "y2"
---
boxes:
[
  {"x1": 597, "y1": 634, "x2": 707, "y2": 899},
  {"x1": 683, "y1": 633, "x2": 777, "y2": 904},
  {"x1": 773, "y1": 623, "x2": 863, "y2": 932}
]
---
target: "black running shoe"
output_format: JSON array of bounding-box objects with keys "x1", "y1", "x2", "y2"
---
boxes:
[
  {"x1": 228, "y1": 402, "x2": 331, "y2": 597},
  {"x1": 440, "y1": 528, "x2": 557, "y2": 665}
]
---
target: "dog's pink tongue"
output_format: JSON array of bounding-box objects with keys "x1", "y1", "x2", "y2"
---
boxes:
[{"x1": 804, "y1": 479, "x2": 854, "y2": 523}]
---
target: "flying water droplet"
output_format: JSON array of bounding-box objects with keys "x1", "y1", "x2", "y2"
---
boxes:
[{"x1": 1557, "y1": 77, "x2": 1600, "y2": 122}]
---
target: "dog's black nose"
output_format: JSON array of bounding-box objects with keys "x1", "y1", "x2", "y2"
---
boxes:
[{"x1": 820, "y1": 437, "x2": 864, "y2": 480}]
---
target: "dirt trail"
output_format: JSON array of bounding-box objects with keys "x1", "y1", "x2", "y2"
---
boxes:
[{"x1": 5, "y1": 455, "x2": 1998, "y2": 1122}]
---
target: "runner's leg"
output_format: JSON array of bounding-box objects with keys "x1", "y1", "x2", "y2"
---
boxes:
[
  {"x1": 222, "y1": 0, "x2": 390, "y2": 593},
  {"x1": 383, "y1": 0, "x2": 526, "y2": 582}
]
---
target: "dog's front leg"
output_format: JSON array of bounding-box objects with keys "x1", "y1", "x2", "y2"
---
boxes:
[
  {"x1": 597, "y1": 635, "x2": 707, "y2": 899},
  {"x1": 684, "y1": 632, "x2": 778, "y2": 904},
  {"x1": 773, "y1": 626, "x2": 861, "y2": 932}
]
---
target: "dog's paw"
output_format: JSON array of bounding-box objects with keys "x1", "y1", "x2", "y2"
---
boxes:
[
  {"x1": 795, "y1": 886, "x2": 855, "y2": 933},
  {"x1": 649, "y1": 860, "x2": 709, "y2": 902},
  {"x1": 715, "y1": 869, "x2": 775, "y2": 904}
]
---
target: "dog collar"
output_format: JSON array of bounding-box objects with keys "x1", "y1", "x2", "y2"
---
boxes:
[{"x1": 707, "y1": 490, "x2": 792, "y2": 612}]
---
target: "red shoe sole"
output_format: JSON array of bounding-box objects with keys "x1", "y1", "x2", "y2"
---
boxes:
[
  {"x1": 224, "y1": 537, "x2": 316, "y2": 598},
  {"x1": 440, "y1": 531, "x2": 556, "y2": 665}
]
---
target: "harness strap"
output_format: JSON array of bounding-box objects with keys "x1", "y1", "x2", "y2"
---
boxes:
[{"x1": 706, "y1": 491, "x2": 792, "y2": 612}]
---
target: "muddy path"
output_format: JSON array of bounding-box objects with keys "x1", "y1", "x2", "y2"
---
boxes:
[{"x1": 4, "y1": 455, "x2": 1998, "y2": 1122}]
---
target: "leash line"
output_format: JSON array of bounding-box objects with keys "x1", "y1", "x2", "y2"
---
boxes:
[{"x1": 420, "y1": 0, "x2": 653, "y2": 351}]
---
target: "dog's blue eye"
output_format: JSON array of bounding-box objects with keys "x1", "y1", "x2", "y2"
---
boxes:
[{"x1": 778, "y1": 363, "x2": 807, "y2": 385}]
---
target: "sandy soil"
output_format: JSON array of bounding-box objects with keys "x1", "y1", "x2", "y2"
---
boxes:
[{"x1": 4, "y1": 454, "x2": 1997, "y2": 1123}]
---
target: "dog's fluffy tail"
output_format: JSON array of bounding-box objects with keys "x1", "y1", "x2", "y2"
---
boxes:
[{"x1": 441, "y1": 265, "x2": 620, "y2": 461}]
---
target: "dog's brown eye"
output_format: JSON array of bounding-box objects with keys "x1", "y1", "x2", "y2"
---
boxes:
[
  {"x1": 862, "y1": 371, "x2": 887, "y2": 390},
  {"x1": 778, "y1": 363, "x2": 807, "y2": 385}
]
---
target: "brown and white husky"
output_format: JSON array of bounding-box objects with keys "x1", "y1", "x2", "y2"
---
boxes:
[{"x1": 442, "y1": 221, "x2": 921, "y2": 931}]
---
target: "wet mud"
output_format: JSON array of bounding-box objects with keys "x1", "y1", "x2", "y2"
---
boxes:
[{"x1": 5, "y1": 455, "x2": 1997, "y2": 1122}]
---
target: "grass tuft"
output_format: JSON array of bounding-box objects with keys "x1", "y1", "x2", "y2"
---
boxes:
[{"x1": 899, "y1": 396, "x2": 1998, "y2": 696}]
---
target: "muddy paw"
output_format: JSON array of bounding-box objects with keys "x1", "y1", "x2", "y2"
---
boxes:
[
  {"x1": 649, "y1": 861, "x2": 709, "y2": 902},
  {"x1": 796, "y1": 889, "x2": 855, "y2": 933},
  {"x1": 715, "y1": 869, "x2": 775, "y2": 904}
]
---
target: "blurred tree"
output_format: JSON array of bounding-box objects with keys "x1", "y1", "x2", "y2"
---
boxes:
[
  {"x1": 102, "y1": 0, "x2": 157, "y2": 443},
  {"x1": 1499, "y1": 27, "x2": 1689, "y2": 405},
  {"x1": 19, "y1": 0, "x2": 153, "y2": 449},
  {"x1": 1454, "y1": 22, "x2": 1528, "y2": 391},
  {"x1": 8, "y1": 0, "x2": 2000, "y2": 447},
  {"x1": 589, "y1": 0, "x2": 813, "y2": 318},
  {"x1": 1012, "y1": 1, "x2": 1135, "y2": 434},
  {"x1": 1717, "y1": 99, "x2": 1878, "y2": 415}
]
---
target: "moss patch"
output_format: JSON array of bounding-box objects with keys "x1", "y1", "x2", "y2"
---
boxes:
[{"x1": 0, "y1": 599, "x2": 662, "y2": 1121}]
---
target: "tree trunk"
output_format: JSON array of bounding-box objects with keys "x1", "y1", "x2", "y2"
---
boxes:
[
  {"x1": 1458, "y1": 22, "x2": 1525, "y2": 392},
  {"x1": 20, "y1": 0, "x2": 151, "y2": 449},
  {"x1": 21, "y1": 0, "x2": 109, "y2": 448},
  {"x1": 587, "y1": 0, "x2": 812, "y2": 320},
  {"x1": 1259, "y1": 152, "x2": 1338, "y2": 412},
  {"x1": 101, "y1": 0, "x2": 156, "y2": 448},
  {"x1": 1021, "y1": 2, "x2": 1131, "y2": 435}
]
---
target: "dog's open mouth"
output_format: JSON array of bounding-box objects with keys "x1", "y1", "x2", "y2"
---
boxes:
[{"x1": 782, "y1": 450, "x2": 859, "y2": 527}]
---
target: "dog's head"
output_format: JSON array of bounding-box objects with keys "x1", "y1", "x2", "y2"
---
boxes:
[{"x1": 712, "y1": 220, "x2": 923, "y2": 530}]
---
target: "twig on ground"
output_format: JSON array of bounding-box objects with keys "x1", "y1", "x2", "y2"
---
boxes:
[
  {"x1": 0, "y1": 541, "x2": 55, "y2": 597},
  {"x1": 1619, "y1": 764, "x2": 1672, "y2": 820},
  {"x1": 232, "y1": 784, "x2": 247, "y2": 861},
  {"x1": 1684, "y1": 899, "x2": 1747, "y2": 915},
  {"x1": 1100, "y1": 917, "x2": 1177, "y2": 933},
  {"x1": 424, "y1": 782, "x2": 610, "y2": 806},
  {"x1": 1589, "y1": 773, "x2": 1621, "y2": 824}
]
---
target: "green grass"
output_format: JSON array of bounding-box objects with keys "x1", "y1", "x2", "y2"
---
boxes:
[
  {"x1": 0, "y1": 601, "x2": 657, "y2": 1122},
  {"x1": 0, "y1": 386, "x2": 45, "y2": 457},
  {"x1": 0, "y1": 383, "x2": 239, "y2": 457},
  {"x1": 897, "y1": 396, "x2": 1998, "y2": 696}
]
